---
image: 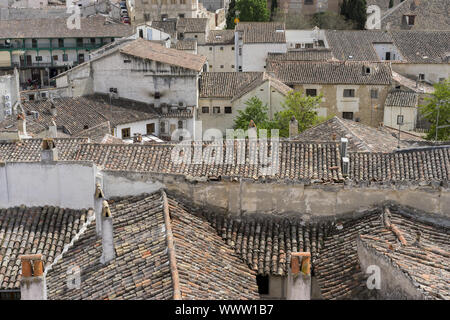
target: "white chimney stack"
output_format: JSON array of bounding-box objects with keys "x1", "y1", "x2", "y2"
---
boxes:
[
  {"x1": 286, "y1": 252, "x2": 311, "y2": 300},
  {"x1": 248, "y1": 120, "x2": 257, "y2": 140},
  {"x1": 289, "y1": 116, "x2": 298, "y2": 138},
  {"x1": 17, "y1": 112, "x2": 27, "y2": 136},
  {"x1": 41, "y1": 138, "x2": 58, "y2": 163},
  {"x1": 100, "y1": 200, "x2": 115, "y2": 264},
  {"x1": 20, "y1": 254, "x2": 47, "y2": 300},
  {"x1": 340, "y1": 137, "x2": 348, "y2": 158}
]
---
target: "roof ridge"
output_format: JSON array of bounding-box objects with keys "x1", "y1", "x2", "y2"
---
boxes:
[
  {"x1": 161, "y1": 190, "x2": 182, "y2": 300},
  {"x1": 335, "y1": 117, "x2": 372, "y2": 152}
]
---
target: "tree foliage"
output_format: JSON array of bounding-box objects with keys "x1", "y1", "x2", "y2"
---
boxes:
[
  {"x1": 419, "y1": 79, "x2": 450, "y2": 141},
  {"x1": 272, "y1": 9, "x2": 356, "y2": 30},
  {"x1": 236, "y1": 0, "x2": 270, "y2": 22},
  {"x1": 226, "y1": 0, "x2": 237, "y2": 29},
  {"x1": 340, "y1": 0, "x2": 367, "y2": 29},
  {"x1": 273, "y1": 91, "x2": 323, "y2": 137},
  {"x1": 233, "y1": 97, "x2": 271, "y2": 131}
]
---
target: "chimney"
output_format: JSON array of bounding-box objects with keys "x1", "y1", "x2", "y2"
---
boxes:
[
  {"x1": 133, "y1": 133, "x2": 143, "y2": 144},
  {"x1": 48, "y1": 120, "x2": 57, "y2": 138},
  {"x1": 41, "y1": 138, "x2": 58, "y2": 163},
  {"x1": 50, "y1": 101, "x2": 57, "y2": 117},
  {"x1": 17, "y1": 112, "x2": 27, "y2": 136},
  {"x1": 94, "y1": 182, "x2": 105, "y2": 236},
  {"x1": 340, "y1": 137, "x2": 348, "y2": 158},
  {"x1": 100, "y1": 200, "x2": 115, "y2": 264},
  {"x1": 286, "y1": 252, "x2": 311, "y2": 300},
  {"x1": 248, "y1": 120, "x2": 257, "y2": 140},
  {"x1": 342, "y1": 156, "x2": 349, "y2": 177},
  {"x1": 19, "y1": 254, "x2": 47, "y2": 300},
  {"x1": 289, "y1": 116, "x2": 298, "y2": 138}
]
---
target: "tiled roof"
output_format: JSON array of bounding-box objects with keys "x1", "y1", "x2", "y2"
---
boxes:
[
  {"x1": 325, "y1": 30, "x2": 393, "y2": 61},
  {"x1": 0, "y1": 138, "x2": 87, "y2": 162},
  {"x1": 151, "y1": 20, "x2": 177, "y2": 39},
  {"x1": 348, "y1": 147, "x2": 450, "y2": 182},
  {"x1": 0, "y1": 206, "x2": 91, "y2": 291},
  {"x1": 74, "y1": 141, "x2": 345, "y2": 182},
  {"x1": 199, "y1": 72, "x2": 263, "y2": 98},
  {"x1": 292, "y1": 116, "x2": 419, "y2": 152},
  {"x1": 73, "y1": 121, "x2": 112, "y2": 143},
  {"x1": 358, "y1": 206, "x2": 450, "y2": 300},
  {"x1": 206, "y1": 30, "x2": 236, "y2": 45},
  {"x1": 267, "y1": 61, "x2": 392, "y2": 85},
  {"x1": 1, "y1": 139, "x2": 448, "y2": 183},
  {"x1": 267, "y1": 49, "x2": 334, "y2": 62},
  {"x1": 392, "y1": 71, "x2": 435, "y2": 94},
  {"x1": 45, "y1": 192, "x2": 259, "y2": 299},
  {"x1": 230, "y1": 72, "x2": 292, "y2": 102},
  {"x1": 120, "y1": 38, "x2": 207, "y2": 72},
  {"x1": 0, "y1": 16, "x2": 132, "y2": 39},
  {"x1": 177, "y1": 18, "x2": 209, "y2": 34},
  {"x1": 235, "y1": 22, "x2": 286, "y2": 44},
  {"x1": 380, "y1": 0, "x2": 450, "y2": 31},
  {"x1": 390, "y1": 30, "x2": 450, "y2": 63},
  {"x1": 385, "y1": 89, "x2": 418, "y2": 107},
  {"x1": 171, "y1": 39, "x2": 197, "y2": 51},
  {"x1": 0, "y1": 96, "x2": 158, "y2": 137}
]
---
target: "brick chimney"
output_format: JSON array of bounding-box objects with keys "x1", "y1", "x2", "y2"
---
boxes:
[
  {"x1": 41, "y1": 138, "x2": 58, "y2": 163},
  {"x1": 19, "y1": 254, "x2": 47, "y2": 300},
  {"x1": 286, "y1": 252, "x2": 311, "y2": 300},
  {"x1": 289, "y1": 116, "x2": 298, "y2": 138},
  {"x1": 100, "y1": 200, "x2": 115, "y2": 264}
]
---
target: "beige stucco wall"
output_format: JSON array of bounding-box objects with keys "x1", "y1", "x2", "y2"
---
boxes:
[
  {"x1": 384, "y1": 106, "x2": 417, "y2": 131},
  {"x1": 198, "y1": 43, "x2": 235, "y2": 72},
  {"x1": 293, "y1": 84, "x2": 390, "y2": 127},
  {"x1": 0, "y1": 52, "x2": 11, "y2": 68}
]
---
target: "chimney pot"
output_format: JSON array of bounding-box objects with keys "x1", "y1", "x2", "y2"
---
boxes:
[
  {"x1": 289, "y1": 116, "x2": 298, "y2": 138},
  {"x1": 41, "y1": 138, "x2": 58, "y2": 162},
  {"x1": 19, "y1": 254, "x2": 46, "y2": 300},
  {"x1": 21, "y1": 260, "x2": 33, "y2": 277},
  {"x1": 100, "y1": 201, "x2": 115, "y2": 264}
]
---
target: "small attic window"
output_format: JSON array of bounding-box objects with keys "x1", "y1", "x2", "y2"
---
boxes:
[{"x1": 364, "y1": 66, "x2": 371, "y2": 74}]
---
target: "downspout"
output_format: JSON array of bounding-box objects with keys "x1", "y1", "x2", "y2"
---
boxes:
[{"x1": 162, "y1": 190, "x2": 182, "y2": 300}]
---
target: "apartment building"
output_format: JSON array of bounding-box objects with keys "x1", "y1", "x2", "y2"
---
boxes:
[{"x1": 0, "y1": 16, "x2": 132, "y2": 88}]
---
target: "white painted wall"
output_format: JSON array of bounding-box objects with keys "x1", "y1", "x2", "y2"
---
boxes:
[
  {"x1": 0, "y1": 161, "x2": 97, "y2": 209},
  {"x1": 384, "y1": 106, "x2": 417, "y2": 131},
  {"x1": 0, "y1": 71, "x2": 19, "y2": 120},
  {"x1": 285, "y1": 29, "x2": 328, "y2": 50},
  {"x1": 372, "y1": 43, "x2": 402, "y2": 61},
  {"x1": 241, "y1": 43, "x2": 287, "y2": 72},
  {"x1": 392, "y1": 63, "x2": 450, "y2": 84}
]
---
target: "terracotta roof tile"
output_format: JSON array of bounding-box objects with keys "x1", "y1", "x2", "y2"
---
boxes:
[{"x1": 236, "y1": 22, "x2": 286, "y2": 44}]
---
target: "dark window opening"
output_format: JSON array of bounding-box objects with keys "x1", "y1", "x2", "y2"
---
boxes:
[
  {"x1": 122, "y1": 128, "x2": 131, "y2": 138},
  {"x1": 225, "y1": 106, "x2": 232, "y2": 114},
  {"x1": 154, "y1": 92, "x2": 161, "y2": 99},
  {"x1": 343, "y1": 112, "x2": 354, "y2": 120},
  {"x1": 147, "y1": 123, "x2": 155, "y2": 134},
  {"x1": 139, "y1": 29, "x2": 144, "y2": 38},
  {"x1": 32, "y1": 39, "x2": 37, "y2": 48},
  {"x1": 385, "y1": 52, "x2": 391, "y2": 60},
  {"x1": 343, "y1": 89, "x2": 355, "y2": 98},
  {"x1": 304, "y1": 0, "x2": 313, "y2": 4},
  {"x1": 305, "y1": 89, "x2": 317, "y2": 97},
  {"x1": 371, "y1": 89, "x2": 378, "y2": 99},
  {"x1": 202, "y1": 107, "x2": 209, "y2": 113},
  {"x1": 256, "y1": 275, "x2": 269, "y2": 295},
  {"x1": 76, "y1": 38, "x2": 83, "y2": 47},
  {"x1": 213, "y1": 106, "x2": 220, "y2": 114},
  {"x1": 58, "y1": 38, "x2": 64, "y2": 47}
]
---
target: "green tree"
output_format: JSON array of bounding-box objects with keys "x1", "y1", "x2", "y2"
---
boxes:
[
  {"x1": 273, "y1": 91, "x2": 323, "y2": 137},
  {"x1": 419, "y1": 79, "x2": 450, "y2": 141},
  {"x1": 340, "y1": 0, "x2": 367, "y2": 29},
  {"x1": 236, "y1": 0, "x2": 270, "y2": 22},
  {"x1": 233, "y1": 97, "x2": 272, "y2": 131},
  {"x1": 226, "y1": 0, "x2": 237, "y2": 29},
  {"x1": 270, "y1": 0, "x2": 278, "y2": 19}
]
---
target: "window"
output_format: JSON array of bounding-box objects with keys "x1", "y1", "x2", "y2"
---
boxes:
[
  {"x1": 213, "y1": 106, "x2": 220, "y2": 114},
  {"x1": 305, "y1": 43, "x2": 313, "y2": 48},
  {"x1": 194, "y1": 35, "x2": 198, "y2": 39},
  {"x1": 232, "y1": 46, "x2": 235, "y2": 51},
  {"x1": 343, "y1": 89, "x2": 355, "y2": 97},
  {"x1": 124, "y1": 59, "x2": 132, "y2": 63},
  {"x1": 256, "y1": 275, "x2": 269, "y2": 295},
  {"x1": 295, "y1": 43, "x2": 301, "y2": 49},
  {"x1": 364, "y1": 67, "x2": 371, "y2": 74},
  {"x1": 231, "y1": 65, "x2": 235, "y2": 69},
  {"x1": 397, "y1": 115, "x2": 404, "y2": 125},
  {"x1": 209, "y1": 47, "x2": 212, "y2": 51},
  {"x1": 220, "y1": 65, "x2": 224, "y2": 69},
  {"x1": 385, "y1": 52, "x2": 391, "y2": 60},
  {"x1": 63, "y1": 54, "x2": 68, "y2": 62},
  {"x1": 220, "y1": 47, "x2": 223, "y2": 51},
  {"x1": 90, "y1": 38, "x2": 96, "y2": 45},
  {"x1": 406, "y1": 15, "x2": 415, "y2": 25},
  {"x1": 171, "y1": 0, "x2": 176, "y2": 3},
  {"x1": 53, "y1": 55, "x2": 58, "y2": 61},
  {"x1": 225, "y1": 106, "x2": 232, "y2": 114},
  {"x1": 76, "y1": 38, "x2": 83, "y2": 47},
  {"x1": 122, "y1": 128, "x2": 131, "y2": 138},
  {"x1": 238, "y1": 46, "x2": 242, "y2": 56},
  {"x1": 78, "y1": 53, "x2": 85, "y2": 63},
  {"x1": 304, "y1": 0, "x2": 313, "y2": 4},
  {"x1": 58, "y1": 38, "x2": 64, "y2": 47},
  {"x1": 109, "y1": 88, "x2": 118, "y2": 93},
  {"x1": 202, "y1": 106, "x2": 209, "y2": 113},
  {"x1": 305, "y1": 89, "x2": 317, "y2": 97},
  {"x1": 35, "y1": 56, "x2": 42, "y2": 61},
  {"x1": 146, "y1": 123, "x2": 155, "y2": 134},
  {"x1": 418, "y1": 73, "x2": 425, "y2": 81},
  {"x1": 180, "y1": 0, "x2": 185, "y2": 4},
  {"x1": 342, "y1": 112, "x2": 354, "y2": 120},
  {"x1": 32, "y1": 39, "x2": 37, "y2": 48},
  {"x1": 370, "y1": 89, "x2": 378, "y2": 99},
  {"x1": 144, "y1": 13, "x2": 150, "y2": 21},
  {"x1": 139, "y1": 29, "x2": 144, "y2": 38},
  {"x1": 160, "y1": 121, "x2": 166, "y2": 134},
  {"x1": 155, "y1": 92, "x2": 161, "y2": 99},
  {"x1": 238, "y1": 66, "x2": 242, "y2": 72},
  {"x1": 209, "y1": 65, "x2": 213, "y2": 69},
  {"x1": 178, "y1": 120, "x2": 183, "y2": 129}
]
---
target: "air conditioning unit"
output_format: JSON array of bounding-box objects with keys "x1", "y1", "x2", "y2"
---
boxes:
[
  {"x1": 171, "y1": 104, "x2": 179, "y2": 112},
  {"x1": 178, "y1": 101, "x2": 186, "y2": 109},
  {"x1": 4, "y1": 108, "x2": 11, "y2": 116},
  {"x1": 5, "y1": 102, "x2": 11, "y2": 108},
  {"x1": 4, "y1": 95, "x2": 10, "y2": 101}
]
